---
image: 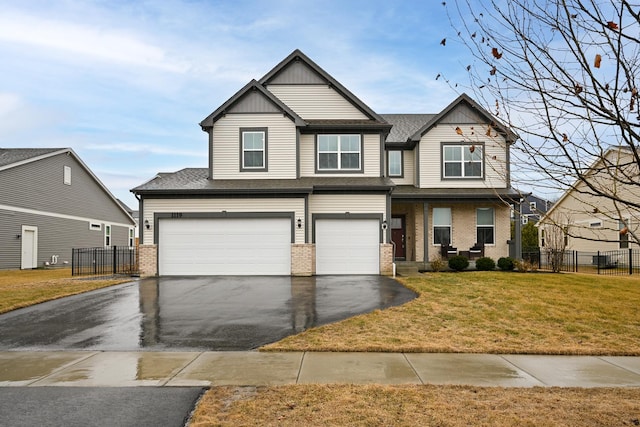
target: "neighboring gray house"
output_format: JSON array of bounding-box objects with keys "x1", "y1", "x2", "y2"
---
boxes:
[
  {"x1": 0, "y1": 148, "x2": 136, "y2": 269},
  {"x1": 518, "y1": 193, "x2": 553, "y2": 225}
]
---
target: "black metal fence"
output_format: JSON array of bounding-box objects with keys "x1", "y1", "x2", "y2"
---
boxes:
[
  {"x1": 522, "y1": 248, "x2": 640, "y2": 275},
  {"x1": 72, "y1": 246, "x2": 138, "y2": 276}
]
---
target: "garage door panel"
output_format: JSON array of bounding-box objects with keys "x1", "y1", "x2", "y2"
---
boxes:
[
  {"x1": 159, "y1": 218, "x2": 291, "y2": 276},
  {"x1": 316, "y1": 219, "x2": 379, "y2": 275}
]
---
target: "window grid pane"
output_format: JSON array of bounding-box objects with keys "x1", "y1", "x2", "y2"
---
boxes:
[
  {"x1": 318, "y1": 134, "x2": 361, "y2": 170},
  {"x1": 443, "y1": 145, "x2": 483, "y2": 178},
  {"x1": 243, "y1": 131, "x2": 265, "y2": 169}
]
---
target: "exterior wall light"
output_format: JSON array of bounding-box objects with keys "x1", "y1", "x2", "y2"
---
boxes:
[
  {"x1": 297, "y1": 218, "x2": 302, "y2": 229},
  {"x1": 144, "y1": 219, "x2": 151, "y2": 230}
]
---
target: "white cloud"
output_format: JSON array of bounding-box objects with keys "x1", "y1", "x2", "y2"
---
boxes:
[{"x1": 0, "y1": 12, "x2": 188, "y2": 73}]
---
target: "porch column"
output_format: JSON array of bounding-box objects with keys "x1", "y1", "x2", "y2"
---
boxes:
[{"x1": 423, "y1": 202, "x2": 429, "y2": 269}]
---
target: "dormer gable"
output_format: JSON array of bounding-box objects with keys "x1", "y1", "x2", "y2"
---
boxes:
[
  {"x1": 200, "y1": 79, "x2": 305, "y2": 130},
  {"x1": 260, "y1": 49, "x2": 388, "y2": 124},
  {"x1": 409, "y1": 93, "x2": 518, "y2": 144}
]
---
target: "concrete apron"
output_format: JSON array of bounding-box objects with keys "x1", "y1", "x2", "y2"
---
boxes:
[{"x1": 2, "y1": 351, "x2": 640, "y2": 388}]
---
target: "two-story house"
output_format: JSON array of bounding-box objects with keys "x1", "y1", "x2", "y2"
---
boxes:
[
  {"x1": 132, "y1": 50, "x2": 519, "y2": 276},
  {"x1": 0, "y1": 148, "x2": 136, "y2": 269}
]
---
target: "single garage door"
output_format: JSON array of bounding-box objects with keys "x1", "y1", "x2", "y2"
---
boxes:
[
  {"x1": 159, "y1": 217, "x2": 291, "y2": 275},
  {"x1": 315, "y1": 219, "x2": 380, "y2": 274}
]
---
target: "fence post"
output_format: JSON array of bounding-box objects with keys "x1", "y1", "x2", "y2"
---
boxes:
[
  {"x1": 630, "y1": 248, "x2": 633, "y2": 276},
  {"x1": 112, "y1": 246, "x2": 117, "y2": 275}
]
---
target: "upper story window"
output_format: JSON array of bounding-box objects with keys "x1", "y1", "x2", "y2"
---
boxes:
[
  {"x1": 443, "y1": 144, "x2": 483, "y2": 178},
  {"x1": 529, "y1": 201, "x2": 537, "y2": 211},
  {"x1": 317, "y1": 134, "x2": 361, "y2": 172},
  {"x1": 240, "y1": 128, "x2": 267, "y2": 171},
  {"x1": 388, "y1": 150, "x2": 403, "y2": 177}
]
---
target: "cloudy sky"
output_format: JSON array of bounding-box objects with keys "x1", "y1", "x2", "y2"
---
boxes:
[{"x1": 1, "y1": 0, "x2": 480, "y2": 208}]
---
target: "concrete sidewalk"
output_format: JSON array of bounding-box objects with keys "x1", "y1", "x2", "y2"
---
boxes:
[{"x1": 1, "y1": 351, "x2": 640, "y2": 388}]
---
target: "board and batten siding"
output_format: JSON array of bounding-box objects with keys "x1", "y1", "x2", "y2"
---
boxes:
[
  {"x1": 0, "y1": 153, "x2": 132, "y2": 225},
  {"x1": 211, "y1": 113, "x2": 297, "y2": 180},
  {"x1": 267, "y1": 85, "x2": 369, "y2": 120},
  {"x1": 0, "y1": 208, "x2": 130, "y2": 270},
  {"x1": 308, "y1": 194, "x2": 388, "y2": 242},
  {"x1": 142, "y1": 198, "x2": 306, "y2": 244},
  {"x1": 418, "y1": 124, "x2": 509, "y2": 189},
  {"x1": 390, "y1": 149, "x2": 415, "y2": 185},
  {"x1": 299, "y1": 133, "x2": 381, "y2": 177}
]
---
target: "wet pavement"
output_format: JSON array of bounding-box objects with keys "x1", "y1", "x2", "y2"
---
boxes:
[
  {"x1": 2, "y1": 351, "x2": 640, "y2": 388},
  {"x1": 0, "y1": 276, "x2": 416, "y2": 351}
]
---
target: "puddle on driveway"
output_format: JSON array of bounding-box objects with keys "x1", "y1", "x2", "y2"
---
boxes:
[{"x1": 0, "y1": 276, "x2": 416, "y2": 351}]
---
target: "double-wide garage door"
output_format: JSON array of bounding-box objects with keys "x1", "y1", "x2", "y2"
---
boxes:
[
  {"x1": 159, "y1": 218, "x2": 291, "y2": 276},
  {"x1": 315, "y1": 219, "x2": 380, "y2": 275}
]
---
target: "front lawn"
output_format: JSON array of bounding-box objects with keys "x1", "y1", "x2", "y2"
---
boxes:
[
  {"x1": 0, "y1": 269, "x2": 132, "y2": 314},
  {"x1": 261, "y1": 272, "x2": 640, "y2": 355}
]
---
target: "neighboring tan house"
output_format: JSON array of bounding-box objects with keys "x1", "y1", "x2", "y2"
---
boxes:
[
  {"x1": 132, "y1": 49, "x2": 519, "y2": 276},
  {"x1": 0, "y1": 148, "x2": 136, "y2": 269},
  {"x1": 537, "y1": 146, "x2": 640, "y2": 252}
]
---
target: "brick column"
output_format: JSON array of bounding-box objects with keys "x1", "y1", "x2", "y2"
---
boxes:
[
  {"x1": 380, "y1": 243, "x2": 393, "y2": 276},
  {"x1": 138, "y1": 244, "x2": 157, "y2": 277},
  {"x1": 291, "y1": 244, "x2": 315, "y2": 276}
]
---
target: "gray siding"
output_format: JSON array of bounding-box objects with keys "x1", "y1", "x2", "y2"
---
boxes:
[
  {"x1": 267, "y1": 61, "x2": 326, "y2": 85},
  {"x1": 0, "y1": 152, "x2": 132, "y2": 224},
  {"x1": 228, "y1": 91, "x2": 281, "y2": 114},
  {"x1": 0, "y1": 208, "x2": 131, "y2": 270}
]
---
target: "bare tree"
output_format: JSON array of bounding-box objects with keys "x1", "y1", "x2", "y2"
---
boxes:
[
  {"x1": 443, "y1": 0, "x2": 640, "y2": 246},
  {"x1": 540, "y1": 212, "x2": 571, "y2": 272}
]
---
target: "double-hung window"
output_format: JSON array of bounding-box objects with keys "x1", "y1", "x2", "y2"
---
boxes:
[
  {"x1": 317, "y1": 134, "x2": 361, "y2": 171},
  {"x1": 476, "y1": 208, "x2": 495, "y2": 245},
  {"x1": 443, "y1": 144, "x2": 483, "y2": 178},
  {"x1": 433, "y1": 207, "x2": 452, "y2": 245},
  {"x1": 104, "y1": 225, "x2": 111, "y2": 247},
  {"x1": 388, "y1": 150, "x2": 403, "y2": 177},
  {"x1": 620, "y1": 220, "x2": 629, "y2": 249},
  {"x1": 241, "y1": 128, "x2": 267, "y2": 171}
]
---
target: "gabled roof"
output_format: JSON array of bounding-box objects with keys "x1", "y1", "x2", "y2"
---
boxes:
[
  {"x1": 0, "y1": 148, "x2": 63, "y2": 168},
  {"x1": 538, "y1": 145, "x2": 636, "y2": 224},
  {"x1": 408, "y1": 93, "x2": 518, "y2": 143},
  {"x1": 259, "y1": 49, "x2": 389, "y2": 125},
  {"x1": 0, "y1": 147, "x2": 135, "y2": 223},
  {"x1": 199, "y1": 79, "x2": 306, "y2": 129}
]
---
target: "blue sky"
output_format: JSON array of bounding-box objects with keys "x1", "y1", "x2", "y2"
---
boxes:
[{"x1": 0, "y1": 0, "x2": 477, "y2": 209}]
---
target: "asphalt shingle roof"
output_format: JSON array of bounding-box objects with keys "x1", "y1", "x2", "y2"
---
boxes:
[
  {"x1": 380, "y1": 114, "x2": 436, "y2": 143},
  {"x1": 0, "y1": 148, "x2": 63, "y2": 168},
  {"x1": 132, "y1": 168, "x2": 394, "y2": 194}
]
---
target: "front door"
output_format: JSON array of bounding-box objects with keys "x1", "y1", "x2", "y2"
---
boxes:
[{"x1": 391, "y1": 215, "x2": 406, "y2": 260}]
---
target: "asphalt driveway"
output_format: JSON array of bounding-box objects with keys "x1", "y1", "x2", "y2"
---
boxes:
[{"x1": 0, "y1": 276, "x2": 416, "y2": 351}]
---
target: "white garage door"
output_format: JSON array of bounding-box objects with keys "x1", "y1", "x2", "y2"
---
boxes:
[
  {"x1": 315, "y1": 219, "x2": 380, "y2": 274},
  {"x1": 159, "y1": 217, "x2": 291, "y2": 275}
]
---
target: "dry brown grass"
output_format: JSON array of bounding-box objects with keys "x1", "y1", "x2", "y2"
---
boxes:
[
  {"x1": 0, "y1": 268, "x2": 132, "y2": 314},
  {"x1": 190, "y1": 384, "x2": 640, "y2": 426},
  {"x1": 262, "y1": 272, "x2": 640, "y2": 355}
]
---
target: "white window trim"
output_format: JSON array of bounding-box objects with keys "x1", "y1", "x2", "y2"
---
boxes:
[
  {"x1": 89, "y1": 222, "x2": 102, "y2": 231},
  {"x1": 442, "y1": 144, "x2": 483, "y2": 179},
  {"x1": 388, "y1": 150, "x2": 403, "y2": 177},
  {"x1": 240, "y1": 128, "x2": 267, "y2": 171},
  {"x1": 104, "y1": 224, "x2": 112, "y2": 247},
  {"x1": 317, "y1": 134, "x2": 362, "y2": 171}
]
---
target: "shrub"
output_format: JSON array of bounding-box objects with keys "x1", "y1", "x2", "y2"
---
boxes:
[
  {"x1": 514, "y1": 259, "x2": 536, "y2": 273},
  {"x1": 497, "y1": 257, "x2": 515, "y2": 271},
  {"x1": 448, "y1": 255, "x2": 469, "y2": 271},
  {"x1": 475, "y1": 257, "x2": 496, "y2": 271},
  {"x1": 429, "y1": 255, "x2": 446, "y2": 272}
]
